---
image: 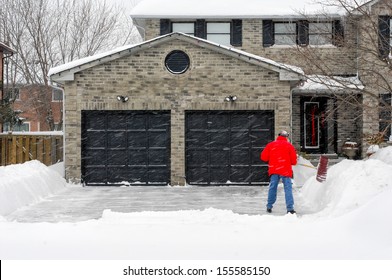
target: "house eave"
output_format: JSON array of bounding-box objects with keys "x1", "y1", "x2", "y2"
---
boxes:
[{"x1": 49, "y1": 32, "x2": 303, "y2": 83}]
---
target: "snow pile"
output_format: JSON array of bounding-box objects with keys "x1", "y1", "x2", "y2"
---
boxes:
[
  {"x1": 370, "y1": 145, "x2": 392, "y2": 165},
  {"x1": 292, "y1": 156, "x2": 316, "y2": 187},
  {"x1": 301, "y1": 149, "x2": 392, "y2": 217},
  {"x1": 0, "y1": 160, "x2": 66, "y2": 216}
]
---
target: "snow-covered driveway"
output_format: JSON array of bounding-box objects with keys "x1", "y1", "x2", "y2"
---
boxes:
[{"x1": 5, "y1": 184, "x2": 310, "y2": 223}]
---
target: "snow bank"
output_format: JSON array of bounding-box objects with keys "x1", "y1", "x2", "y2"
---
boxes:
[
  {"x1": 301, "y1": 151, "x2": 392, "y2": 217},
  {"x1": 370, "y1": 145, "x2": 392, "y2": 165},
  {"x1": 0, "y1": 160, "x2": 67, "y2": 216},
  {"x1": 292, "y1": 156, "x2": 316, "y2": 187}
]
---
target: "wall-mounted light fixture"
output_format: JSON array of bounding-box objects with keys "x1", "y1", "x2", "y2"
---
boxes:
[
  {"x1": 117, "y1": 95, "x2": 129, "y2": 103},
  {"x1": 224, "y1": 95, "x2": 237, "y2": 102}
]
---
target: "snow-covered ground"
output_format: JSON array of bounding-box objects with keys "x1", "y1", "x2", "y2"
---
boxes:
[{"x1": 1, "y1": 148, "x2": 392, "y2": 261}]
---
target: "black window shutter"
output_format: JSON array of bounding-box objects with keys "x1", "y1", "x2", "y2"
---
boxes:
[
  {"x1": 297, "y1": 20, "x2": 309, "y2": 46},
  {"x1": 332, "y1": 20, "x2": 344, "y2": 47},
  {"x1": 378, "y1": 16, "x2": 390, "y2": 59},
  {"x1": 262, "y1": 20, "x2": 274, "y2": 47},
  {"x1": 160, "y1": 19, "x2": 171, "y2": 35},
  {"x1": 379, "y1": 93, "x2": 392, "y2": 139},
  {"x1": 231, "y1": 19, "x2": 242, "y2": 47},
  {"x1": 195, "y1": 19, "x2": 206, "y2": 39}
]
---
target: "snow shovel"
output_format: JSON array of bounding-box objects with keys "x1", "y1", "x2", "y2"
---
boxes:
[
  {"x1": 298, "y1": 155, "x2": 329, "y2": 182},
  {"x1": 316, "y1": 155, "x2": 328, "y2": 182}
]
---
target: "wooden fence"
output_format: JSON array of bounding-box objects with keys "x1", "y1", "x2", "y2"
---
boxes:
[{"x1": 0, "y1": 133, "x2": 63, "y2": 166}]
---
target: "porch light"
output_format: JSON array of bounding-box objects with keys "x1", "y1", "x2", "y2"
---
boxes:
[
  {"x1": 224, "y1": 95, "x2": 237, "y2": 102},
  {"x1": 117, "y1": 95, "x2": 129, "y2": 102}
]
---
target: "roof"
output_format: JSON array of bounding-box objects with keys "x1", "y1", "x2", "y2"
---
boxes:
[
  {"x1": 0, "y1": 42, "x2": 16, "y2": 55},
  {"x1": 130, "y1": 0, "x2": 344, "y2": 19},
  {"x1": 49, "y1": 32, "x2": 304, "y2": 83},
  {"x1": 293, "y1": 75, "x2": 364, "y2": 93}
]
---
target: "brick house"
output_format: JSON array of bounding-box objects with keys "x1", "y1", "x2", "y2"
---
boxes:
[
  {"x1": 0, "y1": 42, "x2": 16, "y2": 132},
  {"x1": 49, "y1": 0, "x2": 392, "y2": 186},
  {"x1": 1, "y1": 84, "x2": 63, "y2": 132}
]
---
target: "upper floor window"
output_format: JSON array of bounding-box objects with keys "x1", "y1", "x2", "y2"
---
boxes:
[
  {"x1": 160, "y1": 19, "x2": 242, "y2": 47},
  {"x1": 52, "y1": 88, "x2": 63, "y2": 102},
  {"x1": 206, "y1": 22, "x2": 231, "y2": 46},
  {"x1": 274, "y1": 22, "x2": 296, "y2": 45},
  {"x1": 378, "y1": 16, "x2": 391, "y2": 58},
  {"x1": 309, "y1": 22, "x2": 333, "y2": 45},
  {"x1": 263, "y1": 20, "x2": 342, "y2": 48},
  {"x1": 172, "y1": 22, "x2": 195, "y2": 35}
]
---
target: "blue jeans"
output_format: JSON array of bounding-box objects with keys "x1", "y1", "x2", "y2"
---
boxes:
[{"x1": 266, "y1": 174, "x2": 294, "y2": 211}]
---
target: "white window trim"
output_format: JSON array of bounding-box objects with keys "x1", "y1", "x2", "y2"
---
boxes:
[{"x1": 52, "y1": 87, "x2": 64, "y2": 102}]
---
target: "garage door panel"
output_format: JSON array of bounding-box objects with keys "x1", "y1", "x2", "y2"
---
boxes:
[
  {"x1": 84, "y1": 131, "x2": 106, "y2": 148},
  {"x1": 230, "y1": 167, "x2": 251, "y2": 183},
  {"x1": 231, "y1": 149, "x2": 250, "y2": 164},
  {"x1": 231, "y1": 115, "x2": 250, "y2": 129},
  {"x1": 210, "y1": 150, "x2": 229, "y2": 165},
  {"x1": 148, "y1": 168, "x2": 170, "y2": 183},
  {"x1": 107, "y1": 131, "x2": 126, "y2": 148},
  {"x1": 251, "y1": 131, "x2": 271, "y2": 147},
  {"x1": 108, "y1": 113, "x2": 127, "y2": 130},
  {"x1": 149, "y1": 149, "x2": 168, "y2": 165},
  {"x1": 128, "y1": 115, "x2": 146, "y2": 129},
  {"x1": 150, "y1": 113, "x2": 170, "y2": 129},
  {"x1": 231, "y1": 130, "x2": 249, "y2": 147},
  {"x1": 82, "y1": 110, "x2": 170, "y2": 185},
  {"x1": 84, "y1": 168, "x2": 107, "y2": 184},
  {"x1": 186, "y1": 149, "x2": 208, "y2": 165},
  {"x1": 187, "y1": 131, "x2": 209, "y2": 147},
  {"x1": 251, "y1": 148, "x2": 263, "y2": 164},
  {"x1": 149, "y1": 131, "x2": 168, "y2": 147},
  {"x1": 250, "y1": 166, "x2": 269, "y2": 182},
  {"x1": 185, "y1": 111, "x2": 273, "y2": 185},
  {"x1": 85, "y1": 112, "x2": 106, "y2": 130},
  {"x1": 209, "y1": 114, "x2": 229, "y2": 129},
  {"x1": 210, "y1": 167, "x2": 229, "y2": 183},
  {"x1": 210, "y1": 131, "x2": 229, "y2": 147},
  {"x1": 187, "y1": 167, "x2": 209, "y2": 184},
  {"x1": 84, "y1": 149, "x2": 105, "y2": 166},
  {"x1": 187, "y1": 115, "x2": 208, "y2": 129},
  {"x1": 107, "y1": 150, "x2": 127, "y2": 165},
  {"x1": 128, "y1": 132, "x2": 147, "y2": 147},
  {"x1": 129, "y1": 149, "x2": 147, "y2": 165}
]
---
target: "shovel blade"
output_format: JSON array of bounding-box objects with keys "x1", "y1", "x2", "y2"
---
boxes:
[{"x1": 316, "y1": 155, "x2": 329, "y2": 182}]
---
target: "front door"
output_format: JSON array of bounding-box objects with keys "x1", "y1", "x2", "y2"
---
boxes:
[{"x1": 300, "y1": 97, "x2": 328, "y2": 154}]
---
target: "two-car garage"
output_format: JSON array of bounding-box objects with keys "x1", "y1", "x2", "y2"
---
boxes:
[{"x1": 81, "y1": 110, "x2": 274, "y2": 186}]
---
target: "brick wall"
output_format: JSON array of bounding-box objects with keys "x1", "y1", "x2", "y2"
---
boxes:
[
  {"x1": 145, "y1": 18, "x2": 356, "y2": 76},
  {"x1": 63, "y1": 39, "x2": 293, "y2": 184}
]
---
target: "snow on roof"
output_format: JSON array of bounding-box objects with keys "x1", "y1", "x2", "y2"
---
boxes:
[
  {"x1": 130, "y1": 0, "x2": 345, "y2": 19},
  {"x1": 294, "y1": 75, "x2": 364, "y2": 92},
  {"x1": 48, "y1": 32, "x2": 303, "y2": 82},
  {"x1": 0, "y1": 42, "x2": 16, "y2": 54}
]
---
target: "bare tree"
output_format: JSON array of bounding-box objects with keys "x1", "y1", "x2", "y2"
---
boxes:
[
  {"x1": 0, "y1": 0, "x2": 140, "y2": 130},
  {"x1": 0, "y1": 0, "x2": 140, "y2": 85},
  {"x1": 292, "y1": 0, "x2": 392, "y2": 145}
]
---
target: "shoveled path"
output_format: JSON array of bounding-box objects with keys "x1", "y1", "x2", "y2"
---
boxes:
[{"x1": 6, "y1": 185, "x2": 311, "y2": 223}]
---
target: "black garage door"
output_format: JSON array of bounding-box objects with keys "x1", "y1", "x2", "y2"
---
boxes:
[
  {"x1": 185, "y1": 111, "x2": 274, "y2": 185},
  {"x1": 81, "y1": 110, "x2": 170, "y2": 186}
]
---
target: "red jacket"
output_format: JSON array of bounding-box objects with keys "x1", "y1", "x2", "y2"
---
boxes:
[{"x1": 260, "y1": 136, "x2": 297, "y2": 177}]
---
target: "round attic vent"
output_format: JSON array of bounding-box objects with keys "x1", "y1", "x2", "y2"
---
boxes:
[{"x1": 165, "y1": 50, "x2": 190, "y2": 74}]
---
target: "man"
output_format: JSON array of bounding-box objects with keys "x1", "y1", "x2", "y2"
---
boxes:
[{"x1": 260, "y1": 130, "x2": 297, "y2": 214}]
